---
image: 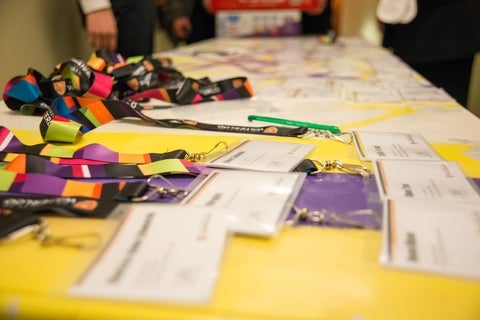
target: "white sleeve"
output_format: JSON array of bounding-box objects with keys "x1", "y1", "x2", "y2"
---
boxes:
[{"x1": 78, "y1": 0, "x2": 112, "y2": 14}]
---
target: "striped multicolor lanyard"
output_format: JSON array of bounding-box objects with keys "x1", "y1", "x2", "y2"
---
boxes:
[
  {"x1": 39, "y1": 96, "x2": 307, "y2": 143},
  {"x1": 0, "y1": 168, "x2": 155, "y2": 218},
  {"x1": 0, "y1": 126, "x2": 204, "y2": 179},
  {"x1": 0, "y1": 169, "x2": 147, "y2": 201},
  {"x1": 3, "y1": 51, "x2": 253, "y2": 114},
  {"x1": 2, "y1": 51, "x2": 181, "y2": 110},
  {"x1": 2, "y1": 51, "x2": 308, "y2": 143},
  {"x1": 0, "y1": 126, "x2": 187, "y2": 163},
  {"x1": 0, "y1": 127, "x2": 201, "y2": 216},
  {"x1": 3, "y1": 153, "x2": 203, "y2": 179}
]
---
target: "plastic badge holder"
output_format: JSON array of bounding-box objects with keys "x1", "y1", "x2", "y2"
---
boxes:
[{"x1": 182, "y1": 168, "x2": 307, "y2": 237}]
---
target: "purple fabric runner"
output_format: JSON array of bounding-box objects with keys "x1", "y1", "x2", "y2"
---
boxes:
[
  {"x1": 165, "y1": 173, "x2": 381, "y2": 229},
  {"x1": 168, "y1": 175, "x2": 480, "y2": 230}
]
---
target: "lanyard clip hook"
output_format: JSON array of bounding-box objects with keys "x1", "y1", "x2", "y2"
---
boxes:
[
  {"x1": 186, "y1": 141, "x2": 228, "y2": 162},
  {"x1": 130, "y1": 174, "x2": 188, "y2": 202},
  {"x1": 311, "y1": 159, "x2": 371, "y2": 177},
  {"x1": 303, "y1": 130, "x2": 353, "y2": 144}
]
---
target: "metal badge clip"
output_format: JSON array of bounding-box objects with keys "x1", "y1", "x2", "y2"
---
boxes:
[
  {"x1": 130, "y1": 174, "x2": 188, "y2": 202},
  {"x1": 186, "y1": 141, "x2": 228, "y2": 162},
  {"x1": 311, "y1": 159, "x2": 371, "y2": 177},
  {"x1": 0, "y1": 212, "x2": 101, "y2": 250},
  {"x1": 35, "y1": 222, "x2": 102, "y2": 250},
  {"x1": 285, "y1": 205, "x2": 381, "y2": 229},
  {"x1": 303, "y1": 130, "x2": 354, "y2": 144}
]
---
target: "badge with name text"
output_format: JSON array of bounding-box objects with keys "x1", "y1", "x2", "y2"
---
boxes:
[
  {"x1": 203, "y1": 139, "x2": 315, "y2": 172},
  {"x1": 70, "y1": 204, "x2": 230, "y2": 303},
  {"x1": 183, "y1": 169, "x2": 306, "y2": 236},
  {"x1": 373, "y1": 160, "x2": 480, "y2": 202},
  {"x1": 353, "y1": 131, "x2": 442, "y2": 161},
  {"x1": 381, "y1": 198, "x2": 480, "y2": 280}
]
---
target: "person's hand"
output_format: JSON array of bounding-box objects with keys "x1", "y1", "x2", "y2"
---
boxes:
[
  {"x1": 202, "y1": 0, "x2": 213, "y2": 14},
  {"x1": 85, "y1": 9, "x2": 118, "y2": 51},
  {"x1": 303, "y1": 0, "x2": 328, "y2": 15},
  {"x1": 172, "y1": 17, "x2": 193, "y2": 39},
  {"x1": 85, "y1": 8, "x2": 118, "y2": 51}
]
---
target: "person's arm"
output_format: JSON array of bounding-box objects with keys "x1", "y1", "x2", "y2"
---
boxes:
[
  {"x1": 162, "y1": 0, "x2": 196, "y2": 41},
  {"x1": 303, "y1": 0, "x2": 328, "y2": 15},
  {"x1": 78, "y1": 0, "x2": 118, "y2": 51},
  {"x1": 202, "y1": 0, "x2": 213, "y2": 14}
]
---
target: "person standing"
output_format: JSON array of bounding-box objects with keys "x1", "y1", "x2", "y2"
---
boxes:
[
  {"x1": 162, "y1": 0, "x2": 214, "y2": 45},
  {"x1": 162, "y1": 0, "x2": 332, "y2": 45},
  {"x1": 78, "y1": 0, "x2": 156, "y2": 57},
  {"x1": 381, "y1": 0, "x2": 480, "y2": 107},
  {"x1": 302, "y1": 0, "x2": 333, "y2": 35}
]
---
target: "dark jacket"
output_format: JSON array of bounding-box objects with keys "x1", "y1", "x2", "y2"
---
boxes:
[{"x1": 382, "y1": 0, "x2": 480, "y2": 64}]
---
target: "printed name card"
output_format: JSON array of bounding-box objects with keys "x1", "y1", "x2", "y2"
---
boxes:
[
  {"x1": 183, "y1": 169, "x2": 306, "y2": 237},
  {"x1": 381, "y1": 198, "x2": 480, "y2": 280},
  {"x1": 373, "y1": 160, "x2": 480, "y2": 202},
  {"x1": 70, "y1": 204, "x2": 229, "y2": 303},
  {"x1": 204, "y1": 139, "x2": 315, "y2": 172},
  {"x1": 353, "y1": 131, "x2": 442, "y2": 161}
]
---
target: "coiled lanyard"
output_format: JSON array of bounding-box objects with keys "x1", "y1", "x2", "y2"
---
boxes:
[{"x1": 3, "y1": 52, "x2": 307, "y2": 143}]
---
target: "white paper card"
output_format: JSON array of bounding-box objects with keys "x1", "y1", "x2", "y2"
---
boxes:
[
  {"x1": 353, "y1": 131, "x2": 442, "y2": 161},
  {"x1": 373, "y1": 160, "x2": 480, "y2": 202},
  {"x1": 70, "y1": 204, "x2": 229, "y2": 303},
  {"x1": 205, "y1": 140, "x2": 315, "y2": 172},
  {"x1": 352, "y1": 89, "x2": 403, "y2": 102},
  {"x1": 381, "y1": 198, "x2": 480, "y2": 280},
  {"x1": 183, "y1": 170, "x2": 306, "y2": 236},
  {"x1": 399, "y1": 87, "x2": 453, "y2": 101}
]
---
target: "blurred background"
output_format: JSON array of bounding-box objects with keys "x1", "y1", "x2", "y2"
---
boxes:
[{"x1": 0, "y1": 0, "x2": 478, "y2": 113}]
